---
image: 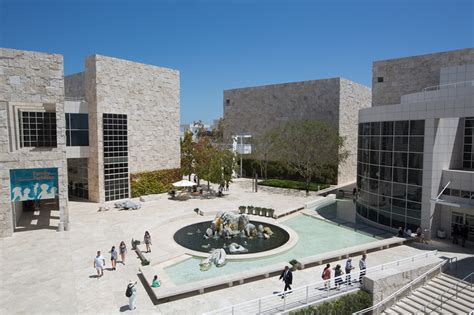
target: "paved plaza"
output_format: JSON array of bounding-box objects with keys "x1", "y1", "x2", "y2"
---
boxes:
[{"x1": 0, "y1": 179, "x2": 472, "y2": 314}]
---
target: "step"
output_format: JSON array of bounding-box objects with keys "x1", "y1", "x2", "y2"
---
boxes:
[
  {"x1": 428, "y1": 280, "x2": 474, "y2": 303},
  {"x1": 439, "y1": 273, "x2": 472, "y2": 287},
  {"x1": 395, "y1": 300, "x2": 420, "y2": 314},
  {"x1": 414, "y1": 289, "x2": 471, "y2": 314},
  {"x1": 421, "y1": 283, "x2": 473, "y2": 309},
  {"x1": 391, "y1": 304, "x2": 416, "y2": 315},
  {"x1": 410, "y1": 291, "x2": 445, "y2": 313},
  {"x1": 436, "y1": 274, "x2": 474, "y2": 293},
  {"x1": 382, "y1": 308, "x2": 401, "y2": 315},
  {"x1": 402, "y1": 296, "x2": 427, "y2": 313}
]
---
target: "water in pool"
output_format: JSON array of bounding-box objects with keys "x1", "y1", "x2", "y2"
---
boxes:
[{"x1": 164, "y1": 214, "x2": 376, "y2": 285}]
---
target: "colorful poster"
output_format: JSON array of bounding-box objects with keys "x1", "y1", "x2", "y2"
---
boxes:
[{"x1": 10, "y1": 168, "x2": 59, "y2": 201}]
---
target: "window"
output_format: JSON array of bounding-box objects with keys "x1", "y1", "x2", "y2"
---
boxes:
[
  {"x1": 377, "y1": 77, "x2": 384, "y2": 83},
  {"x1": 225, "y1": 99, "x2": 230, "y2": 105},
  {"x1": 66, "y1": 113, "x2": 89, "y2": 146},
  {"x1": 19, "y1": 111, "x2": 57, "y2": 148},
  {"x1": 463, "y1": 117, "x2": 474, "y2": 169},
  {"x1": 103, "y1": 113, "x2": 129, "y2": 201}
]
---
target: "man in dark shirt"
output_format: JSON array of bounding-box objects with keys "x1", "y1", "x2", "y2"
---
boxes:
[{"x1": 279, "y1": 266, "x2": 293, "y2": 298}]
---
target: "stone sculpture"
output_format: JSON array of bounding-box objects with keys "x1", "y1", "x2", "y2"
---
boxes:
[
  {"x1": 199, "y1": 248, "x2": 227, "y2": 271},
  {"x1": 228, "y1": 242, "x2": 248, "y2": 253}
]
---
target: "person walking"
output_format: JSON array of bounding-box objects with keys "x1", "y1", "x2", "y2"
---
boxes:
[
  {"x1": 144, "y1": 231, "x2": 152, "y2": 253},
  {"x1": 279, "y1": 266, "x2": 293, "y2": 298},
  {"x1": 119, "y1": 241, "x2": 127, "y2": 265},
  {"x1": 93, "y1": 251, "x2": 105, "y2": 278},
  {"x1": 333, "y1": 265, "x2": 344, "y2": 290},
  {"x1": 460, "y1": 224, "x2": 468, "y2": 247},
  {"x1": 345, "y1": 258, "x2": 355, "y2": 285},
  {"x1": 452, "y1": 224, "x2": 460, "y2": 244},
  {"x1": 110, "y1": 246, "x2": 118, "y2": 270},
  {"x1": 322, "y1": 264, "x2": 331, "y2": 290},
  {"x1": 225, "y1": 181, "x2": 229, "y2": 191},
  {"x1": 359, "y1": 254, "x2": 367, "y2": 284},
  {"x1": 126, "y1": 281, "x2": 137, "y2": 310}
]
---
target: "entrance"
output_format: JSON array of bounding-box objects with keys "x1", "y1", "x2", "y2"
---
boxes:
[
  {"x1": 451, "y1": 211, "x2": 474, "y2": 241},
  {"x1": 10, "y1": 168, "x2": 60, "y2": 232}
]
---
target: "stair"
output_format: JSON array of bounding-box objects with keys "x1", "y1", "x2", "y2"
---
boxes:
[{"x1": 382, "y1": 272, "x2": 473, "y2": 315}]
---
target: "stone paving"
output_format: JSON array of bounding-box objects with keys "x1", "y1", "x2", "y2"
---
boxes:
[{"x1": 0, "y1": 179, "x2": 472, "y2": 314}]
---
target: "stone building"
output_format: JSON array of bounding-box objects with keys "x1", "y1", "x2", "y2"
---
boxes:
[
  {"x1": 356, "y1": 48, "x2": 474, "y2": 240},
  {"x1": 0, "y1": 48, "x2": 180, "y2": 238},
  {"x1": 223, "y1": 78, "x2": 371, "y2": 185}
]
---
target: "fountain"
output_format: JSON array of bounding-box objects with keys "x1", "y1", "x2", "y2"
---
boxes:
[{"x1": 173, "y1": 211, "x2": 290, "y2": 255}]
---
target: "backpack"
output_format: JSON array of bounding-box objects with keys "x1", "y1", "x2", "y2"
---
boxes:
[{"x1": 125, "y1": 285, "x2": 133, "y2": 297}]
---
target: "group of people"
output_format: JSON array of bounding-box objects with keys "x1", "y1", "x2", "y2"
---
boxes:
[
  {"x1": 452, "y1": 224, "x2": 469, "y2": 247},
  {"x1": 279, "y1": 254, "x2": 368, "y2": 295},
  {"x1": 396, "y1": 226, "x2": 428, "y2": 243},
  {"x1": 92, "y1": 232, "x2": 154, "y2": 311},
  {"x1": 93, "y1": 241, "x2": 128, "y2": 277}
]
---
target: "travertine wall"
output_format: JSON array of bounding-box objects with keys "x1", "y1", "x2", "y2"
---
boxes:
[
  {"x1": 223, "y1": 78, "x2": 371, "y2": 185},
  {"x1": 64, "y1": 72, "x2": 85, "y2": 99},
  {"x1": 372, "y1": 48, "x2": 474, "y2": 106},
  {"x1": 223, "y1": 78, "x2": 341, "y2": 140},
  {"x1": 0, "y1": 48, "x2": 68, "y2": 237},
  {"x1": 338, "y1": 79, "x2": 371, "y2": 184},
  {"x1": 85, "y1": 55, "x2": 180, "y2": 203}
]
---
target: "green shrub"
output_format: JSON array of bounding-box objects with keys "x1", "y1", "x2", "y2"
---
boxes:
[
  {"x1": 130, "y1": 168, "x2": 182, "y2": 197},
  {"x1": 259, "y1": 179, "x2": 330, "y2": 191},
  {"x1": 290, "y1": 290, "x2": 372, "y2": 315}
]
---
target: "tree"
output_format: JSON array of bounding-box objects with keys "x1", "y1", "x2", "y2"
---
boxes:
[
  {"x1": 251, "y1": 130, "x2": 278, "y2": 180},
  {"x1": 210, "y1": 118, "x2": 225, "y2": 143},
  {"x1": 180, "y1": 130, "x2": 194, "y2": 180},
  {"x1": 273, "y1": 120, "x2": 349, "y2": 195}
]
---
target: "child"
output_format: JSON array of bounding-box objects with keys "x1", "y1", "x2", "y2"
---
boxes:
[{"x1": 151, "y1": 275, "x2": 161, "y2": 288}]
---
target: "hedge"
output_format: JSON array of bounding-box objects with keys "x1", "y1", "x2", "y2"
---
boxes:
[
  {"x1": 259, "y1": 179, "x2": 330, "y2": 191},
  {"x1": 130, "y1": 168, "x2": 182, "y2": 197},
  {"x1": 241, "y1": 158, "x2": 337, "y2": 184},
  {"x1": 290, "y1": 290, "x2": 372, "y2": 315}
]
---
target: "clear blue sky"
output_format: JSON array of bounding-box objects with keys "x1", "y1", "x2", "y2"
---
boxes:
[{"x1": 1, "y1": 0, "x2": 472, "y2": 124}]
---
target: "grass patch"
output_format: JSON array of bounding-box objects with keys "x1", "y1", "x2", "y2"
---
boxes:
[
  {"x1": 259, "y1": 179, "x2": 330, "y2": 191},
  {"x1": 290, "y1": 290, "x2": 372, "y2": 315}
]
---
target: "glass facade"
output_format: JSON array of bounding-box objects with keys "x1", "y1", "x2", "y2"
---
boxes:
[
  {"x1": 356, "y1": 120, "x2": 424, "y2": 231},
  {"x1": 67, "y1": 158, "x2": 89, "y2": 199},
  {"x1": 19, "y1": 111, "x2": 57, "y2": 148},
  {"x1": 66, "y1": 113, "x2": 89, "y2": 146},
  {"x1": 463, "y1": 117, "x2": 474, "y2": 169},
  {"x1": 103, "y1": 113, "x2": 129, "y2": 201}
]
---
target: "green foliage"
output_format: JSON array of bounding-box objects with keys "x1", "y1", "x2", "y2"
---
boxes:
[
  {"x1": 290, "y1": 290, "x2": 372, "y2": 315},
  {"x1": 130, "y1": 168, "x2": 182, "y2": 197},
  {"x1": 259, "y1": 179, "x2": 330, "y2": 191},
  {"x1": 180, "y1": 130, "x2": 194, "y2": 178}
]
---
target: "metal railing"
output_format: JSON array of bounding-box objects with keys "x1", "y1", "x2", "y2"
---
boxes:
[
  {"x1": 424, "y1": 271, "x2": 474, "y2": 314},
  {"x1": 204, "y1": 251, "x2": 438, "y2": 315},
  {"x1": 353, "y1": 257, "x2": 454, "y2": 315},
  {"x1": 423, "y1": 80, "x2": 474, "y2": 92}
]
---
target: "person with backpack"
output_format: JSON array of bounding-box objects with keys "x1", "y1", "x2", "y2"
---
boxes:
[
  {"x1": 322, "y1": 264, "x2": 331, "y2": 290},
  {"x1": 126, "y1": 281, "x2": 137, "y2": 310}
]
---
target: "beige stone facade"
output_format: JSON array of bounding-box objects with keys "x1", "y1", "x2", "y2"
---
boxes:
[
  {"x1": 223, "y1": 78, "x2": 371, "y2": 185},
  {"x1": 372, "y1": 48, "x2": 474, "y2": 106},
  {"x1": 0, "y1": 48, "x2": 69, "y2": 237}
]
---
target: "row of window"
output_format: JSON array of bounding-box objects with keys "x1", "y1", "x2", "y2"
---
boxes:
[
  {"x1": 358, "y1": 120, "x2": 425, "y2": 136},
  {"x1": 358, "y1": 136, "x2": 424, "y2": 153},
  {"x1": 20, "y1": 112, "x2": 57, "y2": 148},
  {"x1": 358, "y1": 151, "x2": 423, "y2": 169},
  {"x1": 358, "y1": 164, "x2": 423, "y2": 186},
  {"x1": 442, "y1": 188, "x2": 474, "y2": 199}
]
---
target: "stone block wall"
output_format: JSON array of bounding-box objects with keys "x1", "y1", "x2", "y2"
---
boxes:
[
  {"x1": 372, "y1": 48, "x2": 474, "y2": 106},
  {"x1": 223, "y1": 78, "x2": 341, "y2": 141},
  {"x1": 0, "y1": 48, "x2": 68, "y2": 237},
  {"x1": 223, "y1": 78, "x2": 371, "y2": 185},
  {"x1": 64, "y1": 72, "x2": 85, "y2": 99},
  {"x1": 85, "y1": 55, "x2": 180, "y2": 203},
  {"x1": 338, "y1": 79, "x2": 371, "y2": 185}
]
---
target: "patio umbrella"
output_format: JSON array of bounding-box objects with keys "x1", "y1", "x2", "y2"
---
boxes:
[{"x1": 172, "y1": 179, "x2": 197, "y2": 187}]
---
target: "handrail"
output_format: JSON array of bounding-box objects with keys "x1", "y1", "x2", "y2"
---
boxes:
[
  {"x1": 204, "y1": 250, "x2": 438, "y2": 315},
  {"x1": 423, "y1": 80, "x2": 474, "y2": 92},
  {"x1": 424, "y1": 271, "x2": 474, "y2": 314},
  {"x1": 353, "y1": 257, "x2": 451, "y2": 315}
]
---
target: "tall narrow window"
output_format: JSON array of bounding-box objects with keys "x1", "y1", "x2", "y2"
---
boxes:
[
  {"x1": 103, "y1": 113, "x2": 129, "y2": 201},
  {"x1": 66, "y1": 113, "x2": 89, "y2": 146}
]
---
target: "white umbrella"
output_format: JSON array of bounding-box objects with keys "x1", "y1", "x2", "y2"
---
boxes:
[{"x1": 172, "y1": 179, "x2": 197, "y2": 187}]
